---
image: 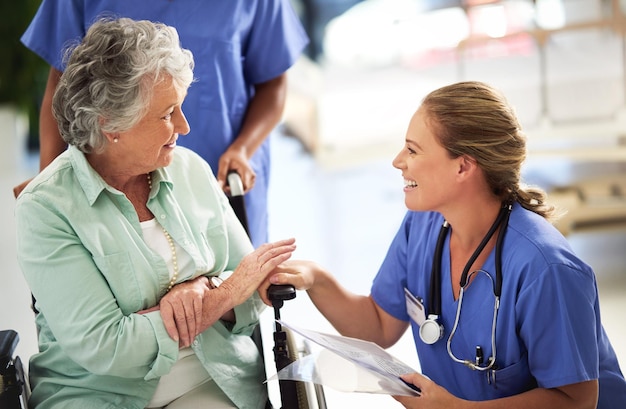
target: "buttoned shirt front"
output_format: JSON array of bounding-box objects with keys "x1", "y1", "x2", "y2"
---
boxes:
[{"x1": 16, "y1": 146, "x2": 267, "y2": 409}]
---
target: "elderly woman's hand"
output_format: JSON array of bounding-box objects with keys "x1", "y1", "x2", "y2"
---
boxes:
[
  {"x1": 219, "y1": 238, "x2": 297, "y2": 306},
  {"x1": 158, "y1": 238, "x2": 296, "y2": 347},
  {"x1": 159, "y1": 275, "x2": 211, "y2": 347}
]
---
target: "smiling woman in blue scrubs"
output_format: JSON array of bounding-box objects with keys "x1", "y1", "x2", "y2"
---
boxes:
[
  {"x1": 19, "y1": 0, "x2": 309, "y2": 248},
  {"x1": 265, "y1": 82, "x2": 626, "y2": 408}
]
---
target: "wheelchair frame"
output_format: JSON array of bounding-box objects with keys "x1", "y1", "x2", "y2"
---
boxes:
[{"x1": 0, "y1": 330, "x2": 28, "y2": 409}]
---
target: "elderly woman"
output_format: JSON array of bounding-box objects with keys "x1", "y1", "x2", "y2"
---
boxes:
[{"x1": 15, "y1": 18, "x2": 295, "y2": 409}]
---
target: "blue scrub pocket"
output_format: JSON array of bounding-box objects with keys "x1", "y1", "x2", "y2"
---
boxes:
[{"x1": 486, "y1": 353, "x2": 537, "y2": 397}]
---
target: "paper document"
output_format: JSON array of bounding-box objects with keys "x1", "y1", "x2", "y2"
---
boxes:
[{"x1": 275, "y1": 320, "x2": 421, "y2": 396}]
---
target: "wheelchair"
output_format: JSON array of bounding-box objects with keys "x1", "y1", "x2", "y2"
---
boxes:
[
  {"x1": 1, "y1": 172, "x2": 326, "y2": 409},
  {"x1": 227, "y1": 171, "x2": 326, "y2": 409},
  {"x1": 0, "y1": 287, "x2": 325, "y2": 409},
  {"x1": 0, "y1": 329, "x2": 28, "y2": 409}
]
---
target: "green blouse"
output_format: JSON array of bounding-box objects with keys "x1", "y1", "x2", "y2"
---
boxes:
[{"x1": 16, "y1": 146, "x2": 267, "y2": 409}]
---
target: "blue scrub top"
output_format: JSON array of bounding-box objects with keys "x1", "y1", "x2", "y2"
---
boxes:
[
  {"x1": 21, "y1": 0, "x2": 309, "y2": 248},
  {"x1": 371, "y1": 203, "x2": 626, "y2": 407}
]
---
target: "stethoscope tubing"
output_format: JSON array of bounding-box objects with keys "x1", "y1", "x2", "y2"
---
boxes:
[
  {"x1": 446, "y1": 270, "x2": 500, "y2": 371},
  {"x1": 421, "y1": 202, "x2": 512, "y2": 370}
]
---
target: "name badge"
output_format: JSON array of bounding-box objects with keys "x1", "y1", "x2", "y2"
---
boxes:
[{"x1": 404, "y1": 287, "x2": 426, "y2": 326}]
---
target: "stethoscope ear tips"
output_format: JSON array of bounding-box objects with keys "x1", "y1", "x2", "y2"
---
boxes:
[{"x1": 419, "y1": 315, "x2": 444, "y2": 345}]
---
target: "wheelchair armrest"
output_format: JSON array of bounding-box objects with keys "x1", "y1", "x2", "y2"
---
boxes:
[{"x1": 0, "y1": 330, "x2": 19, "y2": 372}]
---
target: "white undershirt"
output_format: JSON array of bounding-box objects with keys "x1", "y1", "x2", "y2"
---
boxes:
[
  {"x1": 140, "y1": 218, "x2": 212, "y2": 407},
  {"x1": 140, "y1": 218, "x2": 195, "y2": 280}
]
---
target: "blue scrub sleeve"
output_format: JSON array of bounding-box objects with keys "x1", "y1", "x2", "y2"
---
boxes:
[
  {"x1": 371, "y1": 213, "x2": 412, "y2": 322},
  {"x1": 244, "y1": 0, "x2": 309, "y2": 84},
  {"x1": 21, "y1": 0, "x2": 87, "y2": 70},
  {"x1": 517, "y1": 262, "x2": 600, "y2": 389}
]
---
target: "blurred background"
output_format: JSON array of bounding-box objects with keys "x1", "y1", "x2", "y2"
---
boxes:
[{"x1": 2, "y1": 0, "x2": 625, "y2": 407}]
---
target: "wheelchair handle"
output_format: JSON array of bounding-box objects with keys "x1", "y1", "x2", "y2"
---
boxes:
[
  {"x1": 227, "y1": 171, "x2": 245, "y2": 197},
  {"x1": 268, "y1": 284, "x2": 296, "y2": 302},
  {"x1": 0, "y1": 330, "x2": 19, "y2": 371},
  {"x1": 268, "y1": 284, "x2": 295, "y2": 310},
  {"x1": 267, "y1": 284, "x2": 296, "y2": 327}
]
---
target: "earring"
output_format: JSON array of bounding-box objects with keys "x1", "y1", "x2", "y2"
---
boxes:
[{"x1": 113, "y1": 137, "x2": 119, "y2": 143}]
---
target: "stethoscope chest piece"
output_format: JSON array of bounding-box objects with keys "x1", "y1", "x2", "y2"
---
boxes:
[
  {"x1": 419, "y1": 314, "x2": 444, "y2": 344},
  {"x1": 419, "y1": 203, "x2": 511, "y2": 370}
]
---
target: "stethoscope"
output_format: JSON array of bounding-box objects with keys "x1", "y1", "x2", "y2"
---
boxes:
[{"x1": 419, "y1": 203, "x2": 512, "y2": 371}]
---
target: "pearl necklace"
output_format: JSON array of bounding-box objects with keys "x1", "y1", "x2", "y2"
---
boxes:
[{"x1": 147, "y1": 172, "x2": 178, "y2": 291}]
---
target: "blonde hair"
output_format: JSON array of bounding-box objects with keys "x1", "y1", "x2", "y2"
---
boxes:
[{"x1": 421, "y1": 81, "x2": 561, "y2": 221}]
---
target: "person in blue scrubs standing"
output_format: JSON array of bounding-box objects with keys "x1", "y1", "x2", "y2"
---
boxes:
[
  {"x1": 18, "y1": 0, "x2": 309, "y2": 248},
  {"x1": 264, "y1": 82, "x2": 626, "y2": 407}
]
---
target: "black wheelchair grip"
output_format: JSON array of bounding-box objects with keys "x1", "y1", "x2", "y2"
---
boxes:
[{"x1": 0, "y1": 331, "x2": 19, "y2": 372}]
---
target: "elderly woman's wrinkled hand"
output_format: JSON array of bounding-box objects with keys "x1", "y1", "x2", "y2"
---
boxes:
[
  {"x1": 156, "y1": 238, "x2": 295, "y2": 347},
  {"x1": 159, "y1": 276, "x2": 211, "y2": 347},
  {"x1": 220, "y1": 238, "x2": 296, "y2": 306}
]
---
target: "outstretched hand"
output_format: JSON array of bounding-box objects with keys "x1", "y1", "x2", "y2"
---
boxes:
[{"x1": 258, "y1": 259, "x2": 324, "y2": 306}]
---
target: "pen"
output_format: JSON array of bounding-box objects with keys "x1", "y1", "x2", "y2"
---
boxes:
[
  {"x1": 399, "y1": 377, "x2": 422, "y2": 395},
  {"x1": 475, "y1": 346, "x2": 483, "y2": 366}
]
